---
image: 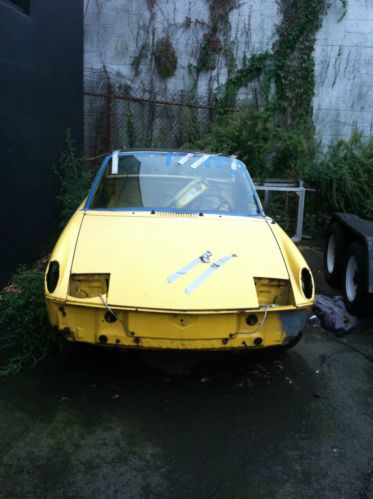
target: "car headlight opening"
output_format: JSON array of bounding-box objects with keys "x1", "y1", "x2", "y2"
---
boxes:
[
  {"x1": 46, "y1": 261, "x2": 60, "y2": 293},
  {"x1": 69, "y1": 274, "x2": 110, "y2": 298},
  {"x1": 301, "y1": 268, "x2": 313, "y2": 299},
  {"x1": 254, "y1": 277, "x2": 293, "y2": 306}
]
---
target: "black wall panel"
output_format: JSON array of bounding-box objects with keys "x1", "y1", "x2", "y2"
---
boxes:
[{"x1": 0, "y1": 0, "x2": 83, "y2": 286}]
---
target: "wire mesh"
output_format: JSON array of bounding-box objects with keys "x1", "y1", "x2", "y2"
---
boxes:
[{"x1": 84, "y1": 70, "x2": 239, "y2": 157}]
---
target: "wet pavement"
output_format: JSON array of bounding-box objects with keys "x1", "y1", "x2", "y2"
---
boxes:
[{"x1": 0, "y1": 243, "x2": 373, "y2": 498}]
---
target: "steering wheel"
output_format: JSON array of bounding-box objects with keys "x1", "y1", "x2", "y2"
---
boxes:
[
  {"x1": 167, "y1": 178, "x2": 209, "y2": 209},
  {"x1": 189, "y1": 192, "x2": 231, "y2": 212}
]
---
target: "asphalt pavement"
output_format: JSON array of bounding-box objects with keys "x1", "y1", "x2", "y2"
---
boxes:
[{"x1": 0, "y1": 243, "x2": 372, "y2": 499}]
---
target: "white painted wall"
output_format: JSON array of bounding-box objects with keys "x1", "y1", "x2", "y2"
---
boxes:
[
  {"x1": 84, "y1": 0, "x2": 373, "y2": 145},
  {"x1": 314, "y1": 1, "x2": 373, "y2": 145}
]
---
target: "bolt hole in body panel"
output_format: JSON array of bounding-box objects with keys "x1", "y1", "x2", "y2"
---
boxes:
[{"x1": 246, "y1": 314, "x2": 258, "y2": 326}]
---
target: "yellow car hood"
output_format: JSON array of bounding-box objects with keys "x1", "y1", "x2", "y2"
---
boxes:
[{"x1": 71, "y1": 213, "x2": 289, "y2": 311}]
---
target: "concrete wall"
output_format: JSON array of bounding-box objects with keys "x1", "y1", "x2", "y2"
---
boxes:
[
  {"x1": 84, "y1": 0, "x2": 373, "y2": 146},
  {"x1": 314, "y1": 1, "x2": 373, "y2": 145},
  {"x1": 0, "y1": 0, "x2": 83, "y2": 286},
  {"x1": 84, "y1": 0, "x2": 278, "y2": 96}
]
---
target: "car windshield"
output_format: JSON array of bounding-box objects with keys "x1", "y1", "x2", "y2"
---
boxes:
[{"x1": 88, "y1": 151, "x2": 262, "y2": 216}]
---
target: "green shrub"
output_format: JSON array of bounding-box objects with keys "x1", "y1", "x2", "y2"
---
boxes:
[
  {"x1": 0, "y1": 265, "x2": 56, "y2": 376},
  {"x1": 54, "y1": 129, "x2": 91, "y2": 228},
  {"x1": 0, "y1": 132, "x2": 93, "y2": 376},
  {"x1": 306, "y1": 131, "x2": 373, "y2": 219},
  {"x1": 185, "y1": 108, "x2": 315, "y2": 180}
]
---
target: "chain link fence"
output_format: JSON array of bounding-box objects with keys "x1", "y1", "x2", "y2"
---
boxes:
[
  {"x1": 83, "y1": 70, "x2": 316, "y2": 237},
  {"x1": 84, "y1": 69, "x2": 244, "y2": 157}
]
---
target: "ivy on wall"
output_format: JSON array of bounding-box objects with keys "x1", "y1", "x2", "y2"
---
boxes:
[
  {"x1": 217, "y1": 0, "x2": 327, "y2": 123},
  {"x1": 203, "y1": 0, "x2": 332, "y2": 178},
  {"x1": 197, "y1": 0, "x2": 237, "y2": 72},
  {"x1": 178, "y1": 0, "x2": 358, "y2": 187},
  {"x1": 154, "y1": 36, "x2": 178, "y2": 78},
  {"x1": 273, "y1": 0, "x2": 326, "y2": 126}
]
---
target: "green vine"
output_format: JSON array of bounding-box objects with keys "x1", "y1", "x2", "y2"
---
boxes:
[
  {"x1": 210, "y1": 0, "x2": 329, "y2": 179},
  {"x1": 272, "y1": 0, "x2": 326, "y2": 125},
  {"x1": 208, "y1": 0, "x2": 238, "y2": 30},
  {"x1": 197, "y1": 31, "x2": 223, "y2": 71},
  {"x1": 215, "y1": 52, "x2": 271, "y2": 108},
  {"x1": 186, "y1": 0, "x2": 340, "y2": 181},
  {"x1": 217, "y1": 0, "x2": 327, "y2": 123},
  {"x1": 154, "y1": 36, "x2": 178, "y2": 78},
  {"x1": 197, "y1": 0, "x2": 238, "y2": 73}
]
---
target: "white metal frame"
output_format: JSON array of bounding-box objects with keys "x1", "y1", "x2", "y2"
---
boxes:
[{"x1": 254, "y1": 179, "x2": 313, "y2": 243}]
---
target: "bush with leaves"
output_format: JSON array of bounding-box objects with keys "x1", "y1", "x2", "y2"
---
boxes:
[
  {"x1": 306, "y1": 131, "x2": 373, "y2": 219},
  {"x1": 0, "y1": 265, "x2": 57, "y2": 376},
  {"x1": 54, "y1": 129, "x2": 92, "y2": 228},
  {"x1": 0, "y1": 131, "x2": 91, "y2": 376},
  {"x1": 185, "y1": 108, "x2": 315, "y2": 181}
]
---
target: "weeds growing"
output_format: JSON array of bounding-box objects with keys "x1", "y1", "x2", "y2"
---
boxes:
[
  {"x1": 0, "y1": 130, "x2": 88, "y2": 376},
  {"x1": 0, "y1": 263, "x2": 56, "y2": 376}
]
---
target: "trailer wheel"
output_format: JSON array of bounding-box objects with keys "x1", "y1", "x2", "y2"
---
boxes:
[
  {"x1": 343, "y1": 242, "x2": 370, "y2": 316},
  {"x1": 324, "y1": 222, "x2": 347, "y2": 287}
]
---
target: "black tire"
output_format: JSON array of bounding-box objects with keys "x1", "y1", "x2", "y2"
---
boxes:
[
  {"x1": 343, "y1": 242, "x2": 370, "y2": 316},
  {"x1": 324, "y1": 222, "x2": 348, "y2": 287}
]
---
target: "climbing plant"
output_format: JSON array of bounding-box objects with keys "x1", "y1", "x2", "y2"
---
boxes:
[
  {"x1": 196, "y1": 0, "x2": 237, "y2": 73},
  {"x1": 154, "y1": 36, "x2": 178, "y2": 78},
  {"x1": 217, "y1": 0, "x2": 327, "y2": 123},
  {"x1": 272, "y1": 0, "x2": 326, "y2": 126},
  {"x1": 197, "y1": 31, "x2": 223, "y2": 71},
  {"x1": 194, "y1": 0, "x2": 331, "y2": 179}
]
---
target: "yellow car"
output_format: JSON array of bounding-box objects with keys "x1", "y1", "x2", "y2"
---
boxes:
[{"x1": 45, "y1": 150, "x2": 314, "y2": 350}]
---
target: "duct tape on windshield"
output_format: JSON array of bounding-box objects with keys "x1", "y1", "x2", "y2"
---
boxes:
[{"x1": 111, "y1": 150, "x2": 119, "y2": 174}]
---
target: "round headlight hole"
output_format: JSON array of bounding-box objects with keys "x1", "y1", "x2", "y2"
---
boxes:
[
  {"x1": 46, "y1": 261, "x2": 60, "y2": 293},
  {"x1": 246, "y1": 314, "x2": 258, "y2": 326},
  {"x1": 301, "y1": 268, "x2": 313, "y2": 299}
]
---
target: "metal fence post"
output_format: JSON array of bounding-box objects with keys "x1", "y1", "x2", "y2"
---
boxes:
[
  {"x1": 107, "y1": 80, "x2": 113, "y2": 152},
  {"x1": 294, "y1": 180, "x2": 305, "y2": 243}
]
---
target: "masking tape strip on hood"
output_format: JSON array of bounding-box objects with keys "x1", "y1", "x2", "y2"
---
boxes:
[
  {"x1": 167, "y1": 250, "x2": 212, "y2": 284},
  {"x1": 185, "y1": 254, "x2": 238, "y2": 295}
]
